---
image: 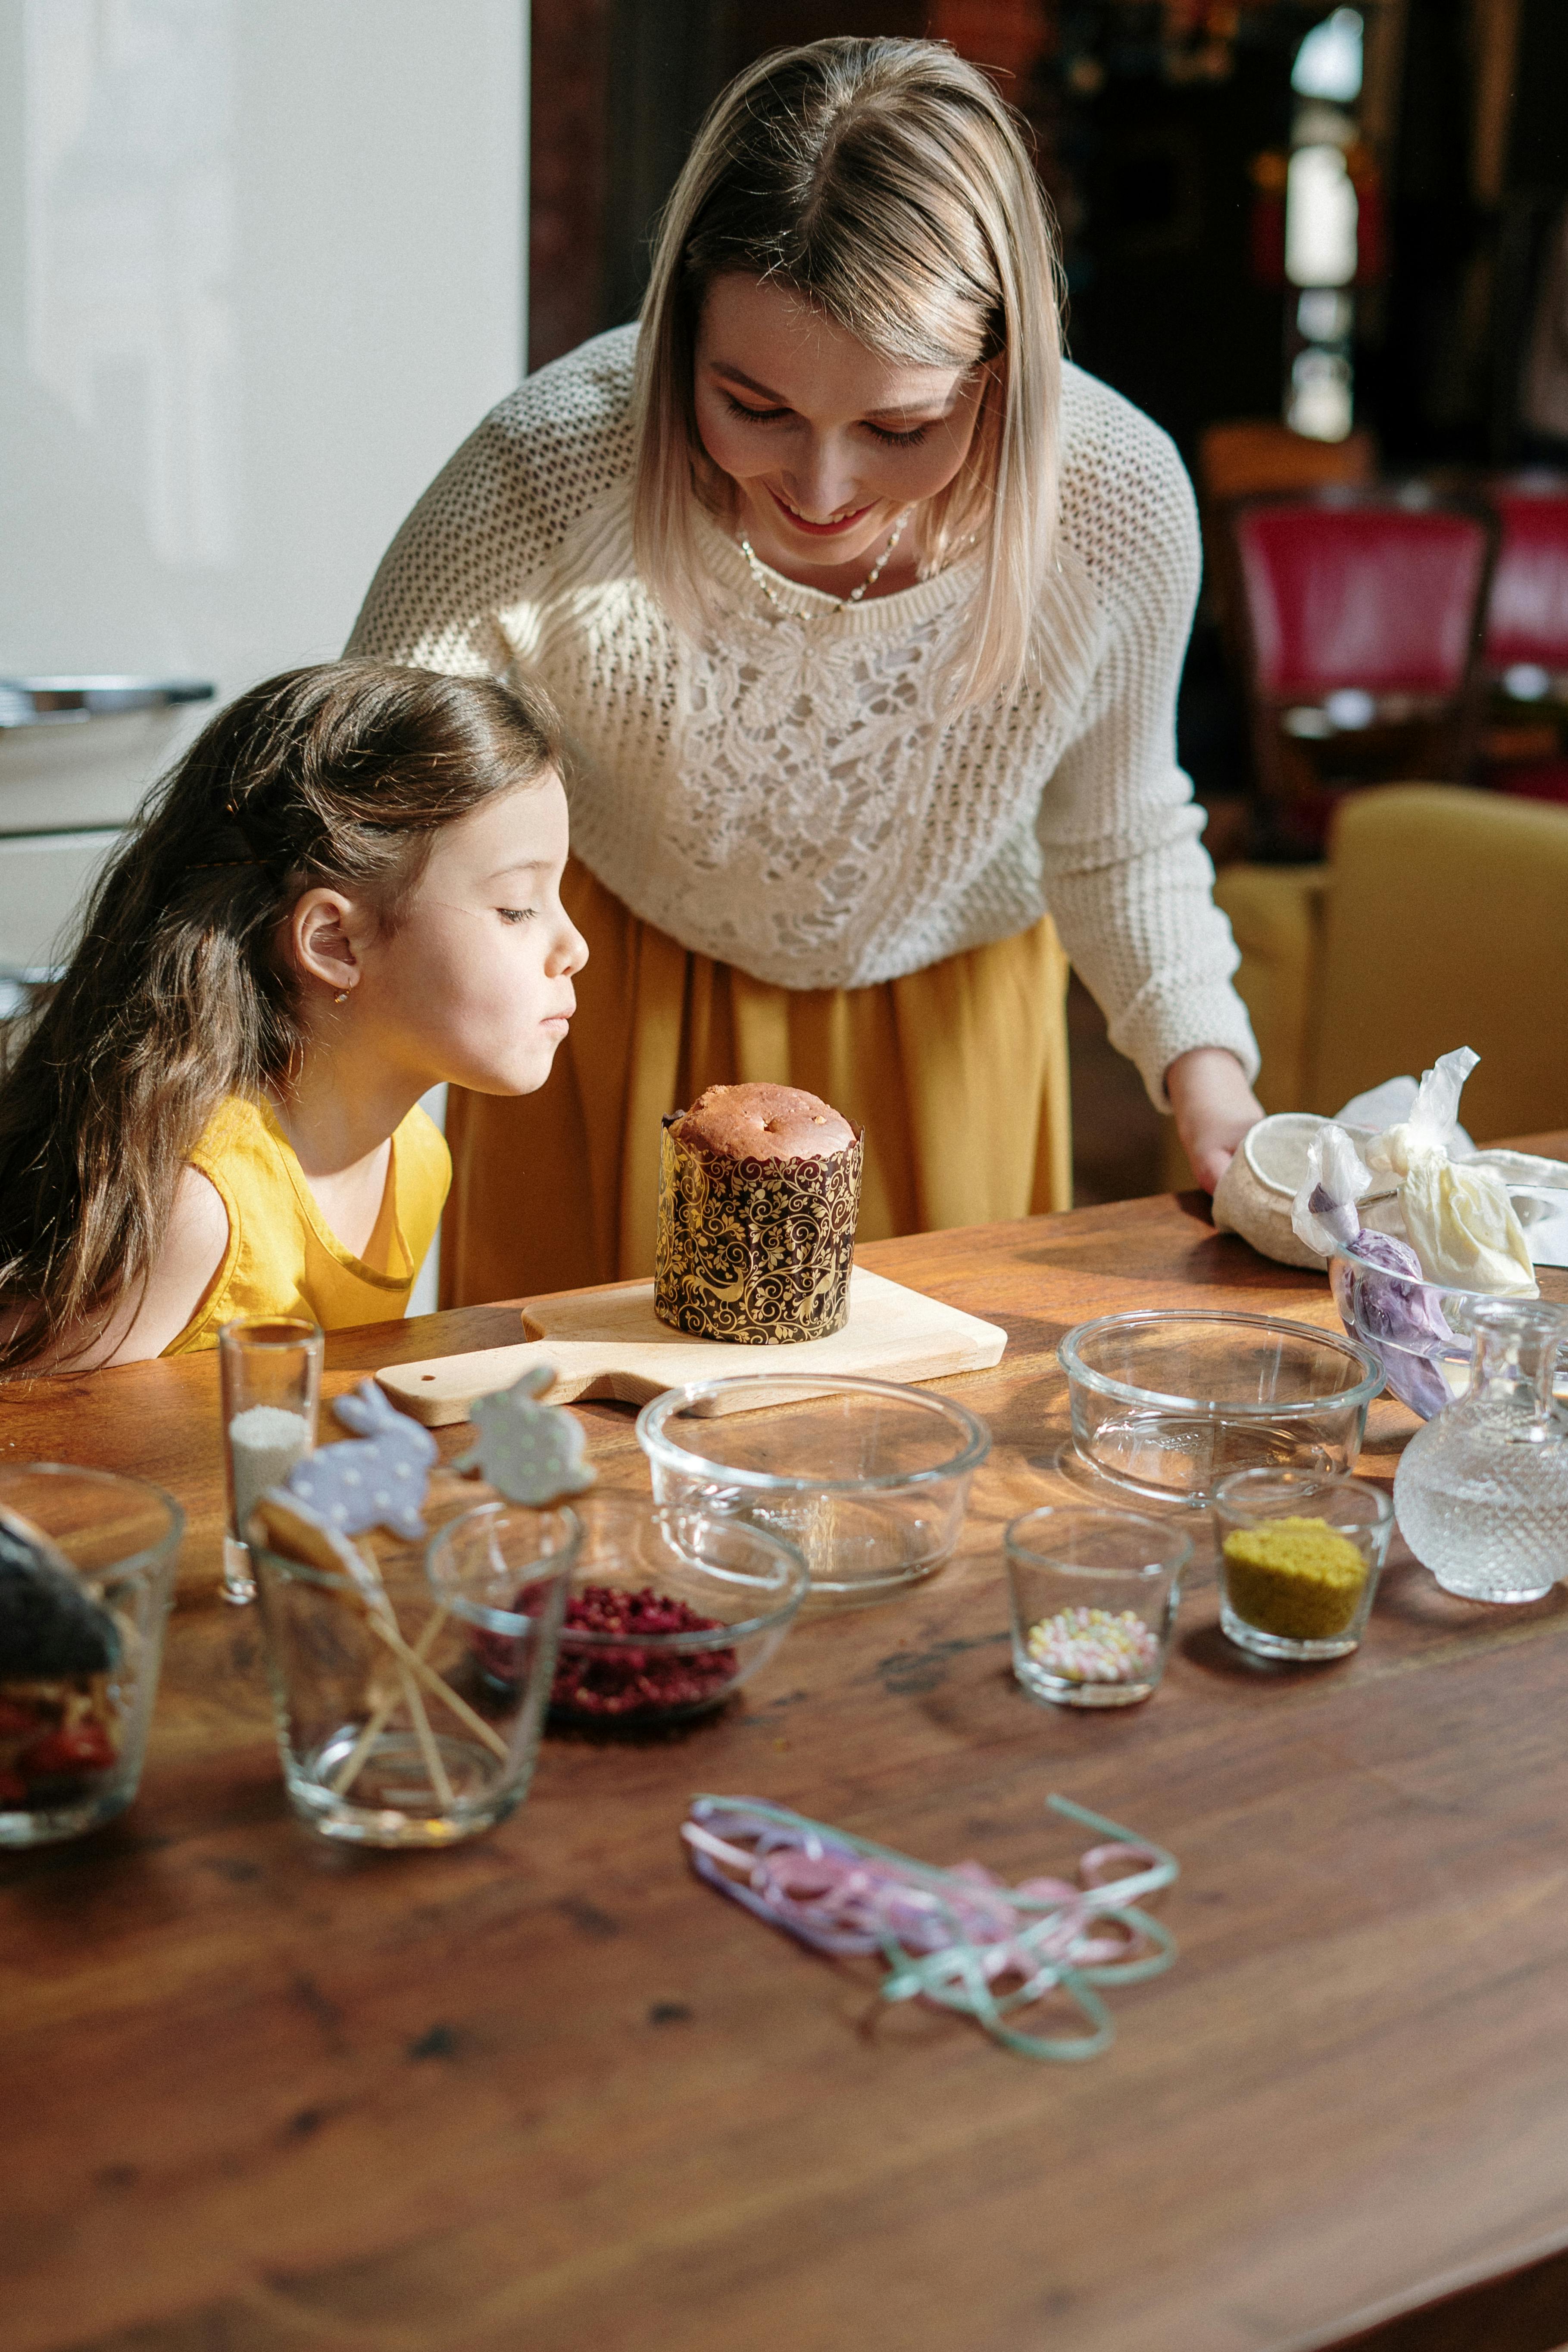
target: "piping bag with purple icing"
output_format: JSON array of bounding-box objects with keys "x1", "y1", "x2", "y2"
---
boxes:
[{"x1": 1292, "y1": 1124, "x2": 1455, "y2": 1418}]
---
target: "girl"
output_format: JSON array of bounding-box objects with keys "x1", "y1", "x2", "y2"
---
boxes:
[
  {"x1": 350, "y1": 36, "x2": 1263, "y2": 1309},
  {"x1": 0, "y1": 662, "x2": 585, "y2": 1370}
]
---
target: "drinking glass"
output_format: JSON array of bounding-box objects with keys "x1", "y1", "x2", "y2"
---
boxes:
[
  {"x1": 253, "y1": 1503, "x2": 579, "y2": 1847},
  {"x1": 1005, "y1": 1506, "x2": 1190, "y2": 1709},
  {"x1": 0, "y1": 1464, "x2": 184, "y2": 1847},
  {"x1": 219, "y1": 1315, "x2": 322, "y2": 1603},
  {"x1": 1215, "y1": 1467, "x2": 1394, "y2": 1659}
]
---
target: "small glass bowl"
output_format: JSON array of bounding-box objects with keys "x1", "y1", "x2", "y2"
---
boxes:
[
  {"x1": 1004, "y1": 1506, "x2": 1190, "y2": 1709},
  {"x1": 1215, "y1": 1467, "x2": 1394, "y2": 1662},
  {"x1": 1058, "y1": 1309, "x2": 1384, "y2": 1507},
  {"x1": 531, "y1": 1496, "x2": 808, "y2": 1726},
  {"x1": 1330, "y1": 1241, "x2": 1568, "y2": 1421},
  {"x1": 0, "y1": 1464, "x2": 184, "y2": 1848},
  {"x1": 636, "y1": 1374, "x2": 990, "y2": 1600}
]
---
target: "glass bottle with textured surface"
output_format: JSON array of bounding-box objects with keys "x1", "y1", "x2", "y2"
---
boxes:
[{"x1": 1393, "y1": 1301, "x2": 1568, "y2": 1602}]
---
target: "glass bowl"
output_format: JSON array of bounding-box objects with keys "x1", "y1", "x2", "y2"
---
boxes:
[
  {"x1": 530, "y1": 1496, "x2": 808, "y2": 1725},
  {"x1": 1330, "y1": 1241, "x2": 1568, "y2": 1421},
  {"x1": 1005, "y1": 1505, "x2": 1190, "y2": 1709},
  {"x1": 0, "y1": 1464, "x2": 184, "y2": 1848},
  {"x1": 1058, "y1": 1309, "x2": 1384, "y2": 1507},
  {"x1": 636, "y1": 1374, "x2": 990, "y2": 1600}
]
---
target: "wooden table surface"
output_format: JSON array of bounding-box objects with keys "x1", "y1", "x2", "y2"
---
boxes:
[{"x1": 6, "y1": 1149, "x2": 1568, "y2": 2352}]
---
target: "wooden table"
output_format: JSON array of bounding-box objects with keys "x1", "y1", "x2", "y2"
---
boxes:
[{"x1": 7, "y1": 1156, "x2": 1568, "y2": 2352}]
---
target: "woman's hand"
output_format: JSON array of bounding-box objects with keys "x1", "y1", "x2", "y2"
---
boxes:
[{"x1": 1165, "y1": 1048, "x2": 1262, "y2": 1194}]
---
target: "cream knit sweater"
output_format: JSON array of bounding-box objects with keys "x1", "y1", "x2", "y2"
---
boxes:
[{"x1": 349, "y1": 325, "x2": 1257, "y2": 1106}]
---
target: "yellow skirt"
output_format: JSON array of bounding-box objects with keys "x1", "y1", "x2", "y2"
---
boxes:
[{"x1": 441, "y1": 857, "x2": 1071, "y2": 1306}]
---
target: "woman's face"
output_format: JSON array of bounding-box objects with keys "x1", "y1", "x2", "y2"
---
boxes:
[{"x1": 693, "y1": 272, "x2": 990, "y2": 587}]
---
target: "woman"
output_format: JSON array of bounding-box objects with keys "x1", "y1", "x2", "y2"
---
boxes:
[{"x1": 350, "y1": 35, "x2": 1262, "y2": 1305}]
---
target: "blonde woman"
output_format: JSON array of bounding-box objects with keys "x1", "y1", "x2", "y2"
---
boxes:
[{"x1": 350, "y1": 35, "x2": 1262, "y2": 1306}]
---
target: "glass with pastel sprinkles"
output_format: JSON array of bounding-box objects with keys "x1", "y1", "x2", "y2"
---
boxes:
[
  {"x1": 1005, "y1": 1507, "x2": 1190, "y2": 1710},
  {"x1": 1215, "y1": 1468, "x2": 1393, "y2": 1662}
]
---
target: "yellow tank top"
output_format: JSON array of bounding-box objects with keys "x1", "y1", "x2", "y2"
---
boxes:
[{"x1": 163, "y1": 1094, "x2": 451, "y2": 1355}]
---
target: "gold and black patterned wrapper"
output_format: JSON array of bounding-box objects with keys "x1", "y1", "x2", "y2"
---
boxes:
[{"x1": 653, "y1": 1115, "x2": 863, "y2": 1344}]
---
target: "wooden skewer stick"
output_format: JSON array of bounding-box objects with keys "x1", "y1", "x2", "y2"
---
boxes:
[
  {"x1": 359, "y1": 1609, "x2": 512, "y2": 1762},
  {"x1": 332, "y1": 1606, "x2": 450, "y2": 1798},
  {"x1": 404, "y1": 1655, "x2": 454, "y2": 1805},
  {"x1": 353, "y1": 1540, "x2": 453, "y2": 1807}
]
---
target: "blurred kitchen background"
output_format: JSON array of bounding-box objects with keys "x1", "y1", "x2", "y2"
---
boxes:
[{"x1": 4, "y1": 0, "x2": 1567, "y2": 1253}]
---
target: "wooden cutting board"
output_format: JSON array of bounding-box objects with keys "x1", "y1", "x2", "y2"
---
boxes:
[{"x1": 375, "y1": 1266, "x2": 1007, "y2": 1427}]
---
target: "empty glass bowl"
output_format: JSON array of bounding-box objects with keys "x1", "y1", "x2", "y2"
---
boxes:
[
  {"x1": 1059, "y1": 1309, "x2": 1384, "y2": 1507},
  {"x1": 636, "y1": 1374, "x2": 990, "y2": 1600},
  {"x1": 534, "y1": 1496, "x2": 808, "y2": 1725}
]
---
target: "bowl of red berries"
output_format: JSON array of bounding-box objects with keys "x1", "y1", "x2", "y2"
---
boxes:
[
  {"x1": 0, "y1": 1464, "x2": 183, "y2": 1846},
  {"x1": 440, "y1": 1493, "x2": 808, "y2": 1727}
]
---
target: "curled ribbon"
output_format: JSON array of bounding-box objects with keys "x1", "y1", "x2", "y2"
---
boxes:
[{"x1": 681, "y1": 1793, "x2": 1178, "y2": 2062}]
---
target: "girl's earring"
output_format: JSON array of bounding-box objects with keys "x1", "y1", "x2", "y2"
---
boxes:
[{"x1": 334, "y1": 990, "x2": 350, "y2": 1005}]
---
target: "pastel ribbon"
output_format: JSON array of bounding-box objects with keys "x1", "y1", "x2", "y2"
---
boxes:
[{"x1": 682, "y1": 1793, "x2": 1178, "y2": 2061}]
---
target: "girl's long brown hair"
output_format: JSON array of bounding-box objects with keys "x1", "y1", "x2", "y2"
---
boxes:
[{"x1": 0, "y1": 661, "x2": 559, "y2": 1372}]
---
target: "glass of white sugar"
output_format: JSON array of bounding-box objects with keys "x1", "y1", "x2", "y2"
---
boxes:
[{"x1": 219, "y1": 1316, "x2": 324, "y2": 1603}]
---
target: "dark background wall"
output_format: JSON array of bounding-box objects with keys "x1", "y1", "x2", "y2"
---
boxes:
[{"x1": 529, "y1": 0, "x2": 1568, "y2": 471}]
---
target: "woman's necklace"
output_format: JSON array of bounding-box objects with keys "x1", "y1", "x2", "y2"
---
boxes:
[{"x1": 738, "y1": 506, "x2": 913, "y2": 613}]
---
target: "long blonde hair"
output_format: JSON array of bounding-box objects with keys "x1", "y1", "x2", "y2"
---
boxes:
[{"x1": 632, "y1": 36, "x2": 1065, "y2": 709}]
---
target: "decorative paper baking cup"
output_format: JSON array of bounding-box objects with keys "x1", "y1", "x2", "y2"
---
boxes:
[{"x1": 654, "y1": 1114, "x2": 863, "y2": 1344}]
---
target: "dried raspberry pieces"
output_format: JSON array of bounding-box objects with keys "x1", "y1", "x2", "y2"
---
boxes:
[{"x1": 550, "y1": 1584, "x2": 739, "y2": 1721}]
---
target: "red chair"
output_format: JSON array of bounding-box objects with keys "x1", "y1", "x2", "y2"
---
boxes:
[
  {"x1": 1484, "y1": 476, "x2": 1568, "y2": 678},
  {"x1": 1224, "y1": 488, "x2": 1497, "y2": 843},
  {"x1": 1481, "y1": 475, "x2": 1568, "y2": 804}
]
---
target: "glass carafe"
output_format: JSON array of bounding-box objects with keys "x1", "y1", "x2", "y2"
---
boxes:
[{"x1": 1393, "y1": 1300, "x2": 1568, "y2": 1602}]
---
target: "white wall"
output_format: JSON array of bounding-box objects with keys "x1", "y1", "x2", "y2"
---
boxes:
[
  {"x1": 1, "y1": 0, "x2": 527, "y2": 692},
  {"x1": 0, "y1": 0, "x2": 530, "y2": 1313}
]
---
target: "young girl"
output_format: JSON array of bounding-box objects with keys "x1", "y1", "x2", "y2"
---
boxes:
[{"x1": 0, "y1": 661, "x2": 585, "y2": 1371}]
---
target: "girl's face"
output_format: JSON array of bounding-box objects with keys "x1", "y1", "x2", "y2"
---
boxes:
[
  {"x1": 693, "y1": 272, "x2": 990, "y2": 587},
  {"x1": 336, "y1": 775, "x2": 587, "y2": 1099}
]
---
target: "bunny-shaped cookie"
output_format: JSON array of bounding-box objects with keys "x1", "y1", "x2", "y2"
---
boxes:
[
  {"x1": 283, "y1": 1380, "x2": 439, "y2": 1540},
  {"x1": 454, "y1": 1365, "x2": 596, "y2": 1505}
]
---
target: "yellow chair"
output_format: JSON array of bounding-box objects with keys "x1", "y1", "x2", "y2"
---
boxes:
[{"x1": 1212, "y1": 784, "x2": 1568, "y2": 1143}]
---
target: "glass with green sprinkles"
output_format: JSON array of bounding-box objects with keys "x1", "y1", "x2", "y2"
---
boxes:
[
  {"x1": 1214, "y1": 1469, "x2": 1394, "y2": 1661},
  {"x1": 1005, "y1": 1507, "x2": 1190, "y2": 1709}
]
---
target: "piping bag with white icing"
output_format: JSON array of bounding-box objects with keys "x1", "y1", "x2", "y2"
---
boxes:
[{"x1": 1362, "y1": 1049, "x2": 1537, "y2": 1296}]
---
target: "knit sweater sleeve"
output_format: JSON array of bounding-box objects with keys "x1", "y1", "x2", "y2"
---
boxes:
[
  {"x1": 1034, "y1": 384, "x2": 1259, "y2": 1110},
  {"x1": 345, "y1": 326, "x2": 638, "y2": 677}
]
